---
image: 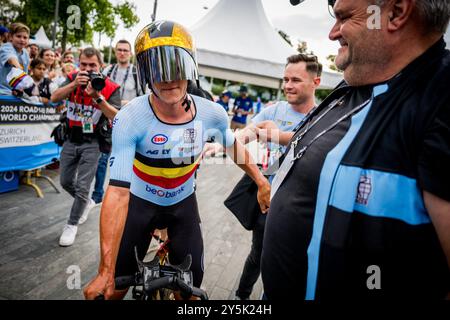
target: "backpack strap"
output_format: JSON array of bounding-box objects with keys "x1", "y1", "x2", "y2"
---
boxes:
[{"x1": 106, "y1": 64, "x2": 116, "y2": 79}]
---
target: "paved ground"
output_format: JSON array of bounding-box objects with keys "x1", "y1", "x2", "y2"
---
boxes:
[{"x1": 0, "y1": 159, "x2": 263, "y2": 300}]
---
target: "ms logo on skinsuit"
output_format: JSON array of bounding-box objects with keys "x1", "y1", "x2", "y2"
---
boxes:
[{"x1": 183, "y1": 129, "x2": 196, "y2": 144}]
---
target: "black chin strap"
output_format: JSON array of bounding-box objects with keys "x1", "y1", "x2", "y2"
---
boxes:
[{"x1": 182, "y1": 95, "x2": 191, "y2": 112}]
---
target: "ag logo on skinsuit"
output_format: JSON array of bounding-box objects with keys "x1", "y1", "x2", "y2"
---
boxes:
[{"x1": 152, "y1": 134, "x2": 168, "y2": 145}]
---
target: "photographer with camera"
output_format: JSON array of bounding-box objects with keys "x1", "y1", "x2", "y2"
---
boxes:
[{"x1": 51, "y1": 47, "x2": 121, "y2": 247}]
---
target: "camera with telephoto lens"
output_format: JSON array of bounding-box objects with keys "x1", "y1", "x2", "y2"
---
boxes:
[{"x1": 87, "y1": 71, "x2": 106, "y2": 91}]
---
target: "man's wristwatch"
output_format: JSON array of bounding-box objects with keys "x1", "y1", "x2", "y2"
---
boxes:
[{"x1": 95, "y1": 95, "x2": 104, "y2": 105}]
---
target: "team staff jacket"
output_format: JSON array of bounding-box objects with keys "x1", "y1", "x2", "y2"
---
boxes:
[
  {"x1": 109, "y1": 94, "x2": 235, "y2": 206},
  {"x1": 273, "y1": 38, "x2": 449, "y2": 299}
]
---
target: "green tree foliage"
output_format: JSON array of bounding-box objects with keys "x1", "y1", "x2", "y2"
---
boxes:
[
  {"x1": 0, "y1": 0, "x2": 22, "y2": 26},
  {"x1": 101, "y1": 46, "x2": 117, "y2": 65},
  {"x1": 315, "y1": 89, "x2": 333, "y2": 103},
  {"x1": 296, "y1": 40, "x2": 315, "y2": 55},
  {"x1": 7, "y1": 0, "x2": 139, "y2": 51},
  {"x1": 326, "y1": 54, "x2": 342, "y2": 73}
]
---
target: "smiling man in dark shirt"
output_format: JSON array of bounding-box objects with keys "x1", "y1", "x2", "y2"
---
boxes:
[{"x1": 261, "y1": 0, "x2": 450, "y2": 300}]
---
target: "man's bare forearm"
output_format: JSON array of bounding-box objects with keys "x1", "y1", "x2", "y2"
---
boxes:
[
  {"x1": 98, "y1": 186, "x2": 130, "y2": 276},
  {"x1": 96, "y1": 100, "x2": 118, "y2": 121},
  {"x1": 51, "y1": 81, "x2": 76, "y2": 103},
  {"x1": 278, "y1": 131, "x2": 295, "y2": 146},
  {"x1": 423, "y1": 191, "x2": 450, "y2": 299},
  {"x1": 424, "y1": 191, "x2": 450, "y2": 269}
]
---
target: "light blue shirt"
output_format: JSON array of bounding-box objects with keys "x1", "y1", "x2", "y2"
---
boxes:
[
  {"x1": 252, "y1": 101, "x2": 306, "y2": 168},
  {"x1": 0, "y1": 43, "x2": 30, "y2": 95}
]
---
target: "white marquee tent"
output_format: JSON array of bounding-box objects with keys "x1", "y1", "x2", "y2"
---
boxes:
[
  {"x1": 29, "y1": 26, "x2": 52, "y2": 49},
  {"x1": 191, "y1": 0, "x2": 342, "y2": 91}
]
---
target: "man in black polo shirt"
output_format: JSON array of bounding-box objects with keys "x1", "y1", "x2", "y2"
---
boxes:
[{"x1": 261, "y1": 0, "x2": 450, "y2": 299}]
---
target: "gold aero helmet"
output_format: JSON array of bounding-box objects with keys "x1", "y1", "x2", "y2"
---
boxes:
[{"x1": 134, "y1": 20, "x2": 198, "y2": 93}]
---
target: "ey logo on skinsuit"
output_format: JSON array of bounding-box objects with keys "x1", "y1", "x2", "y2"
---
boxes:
[{"x1": 152, "y1": 134, "x2": 168, "y2": 145}]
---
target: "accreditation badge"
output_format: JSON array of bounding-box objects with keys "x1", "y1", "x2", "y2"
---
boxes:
[{"x1": 81, "y1": 117, "x2": 94, "y2": 133}]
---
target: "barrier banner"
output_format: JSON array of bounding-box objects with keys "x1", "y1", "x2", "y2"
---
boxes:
[{"x1": 0, "y1": 95, "x2": 61, "y2": 171}]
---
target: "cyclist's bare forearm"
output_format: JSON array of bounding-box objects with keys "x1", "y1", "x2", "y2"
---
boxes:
[
  {"x1": 226, "y1": 140, "x2": 270, "y2": 212},
  {"x1": 98, "y1": 185, "x2": 130, "y2": 276},
  {"x1": 84, "y1": 185, "x2": 130, "y2": 300}
]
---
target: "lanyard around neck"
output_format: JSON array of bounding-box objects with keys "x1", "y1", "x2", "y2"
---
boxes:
[
  {"x1": 112, "y1": 64, "x2": 131, "y2": 100},
  {"x1": 290, "y1": 92, "x2": 371, "y2": 163}
]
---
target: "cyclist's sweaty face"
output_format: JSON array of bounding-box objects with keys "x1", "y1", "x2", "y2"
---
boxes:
[{"x1": 153, "y1": 80, "x2": 188, "y2": 105}]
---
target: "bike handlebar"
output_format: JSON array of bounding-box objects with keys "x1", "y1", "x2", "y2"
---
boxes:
[
  {"x1": 115, "y1": 275, "x2": 138, "y2": 288},
  {"x1": 94, "y1": 275, "x2": 208, "y2": 300},
  {"x1": 146, "y1": 276, "x2": 209, "y2": 300}
]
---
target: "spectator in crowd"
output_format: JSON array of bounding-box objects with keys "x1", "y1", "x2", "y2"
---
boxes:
[
  {"x1": 54, "y1": 47, "x2": 62, "y2": 62},
  {"x1": 62, "y1": 51, "x2": 75, "y2": 64},
  {"x1": 24, "y1": 57, "x2": 57, "y2": 104},
  {"x1": 254, "y1": 96, "x2": 263, "y2": 115},
  {"x1": 55, "y1": 62, "x2": 77, "y2": 87},
  {"x1": 102, "y1": 39, "x2": 143, "y2": 106},
  {"x1": 0, "y1": 22, "x2": 30, "y2": 95},
  {"x1": 231, "y1": 85, "x2": 254, "y2": 130},
  {"x1": 216, "y1": 90, "x2": 232, "y2": 112},
  {"x1": 39, "y1": 48, "x2": 57, "y2": 80},
  {"x1": 0, "y1": 26, "x2": 9, "y2": 45},
  {"x1": 51, "y1": 47, "x2": 121, "y2": 247},
  {"x1": 28, "y1": 43, "x2": 39, "y2": 61}
]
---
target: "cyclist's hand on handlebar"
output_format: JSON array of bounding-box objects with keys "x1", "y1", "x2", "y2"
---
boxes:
[{"x1": 83, "y1": 273, "x2": 115, "y2": 300}]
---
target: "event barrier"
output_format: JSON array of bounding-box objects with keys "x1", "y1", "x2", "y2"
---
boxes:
[{"x1": 0, "y1": 95, "x2": 61, "y2": 196}]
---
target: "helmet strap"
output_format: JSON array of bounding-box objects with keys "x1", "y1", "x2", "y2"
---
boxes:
[{"x1": 182, "y1": 94, "x2": 191, "y2": 112}]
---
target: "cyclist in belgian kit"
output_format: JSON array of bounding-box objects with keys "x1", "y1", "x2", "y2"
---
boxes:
[{"x1": 84, "y1": 20, "x2": 271, "y2": 300}]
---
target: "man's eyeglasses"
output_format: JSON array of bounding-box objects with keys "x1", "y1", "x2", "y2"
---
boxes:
[
  {"x1": 290, "y1": 0, "x2": 336, "y2": 19},
  {"x1": 116, "y1": 49, "x2": 130, "y2": 53},
  {"x1": 328, "y1": 0, "x2": 336, "y2": 18}
]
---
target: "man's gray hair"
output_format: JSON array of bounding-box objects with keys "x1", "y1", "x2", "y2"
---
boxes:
[
  {"x1": 373, "y1": 0, "x2": 450, "y2": 34},
  {"x1": 415, "y1": 0, "x2": 450, "y2": 34}
]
